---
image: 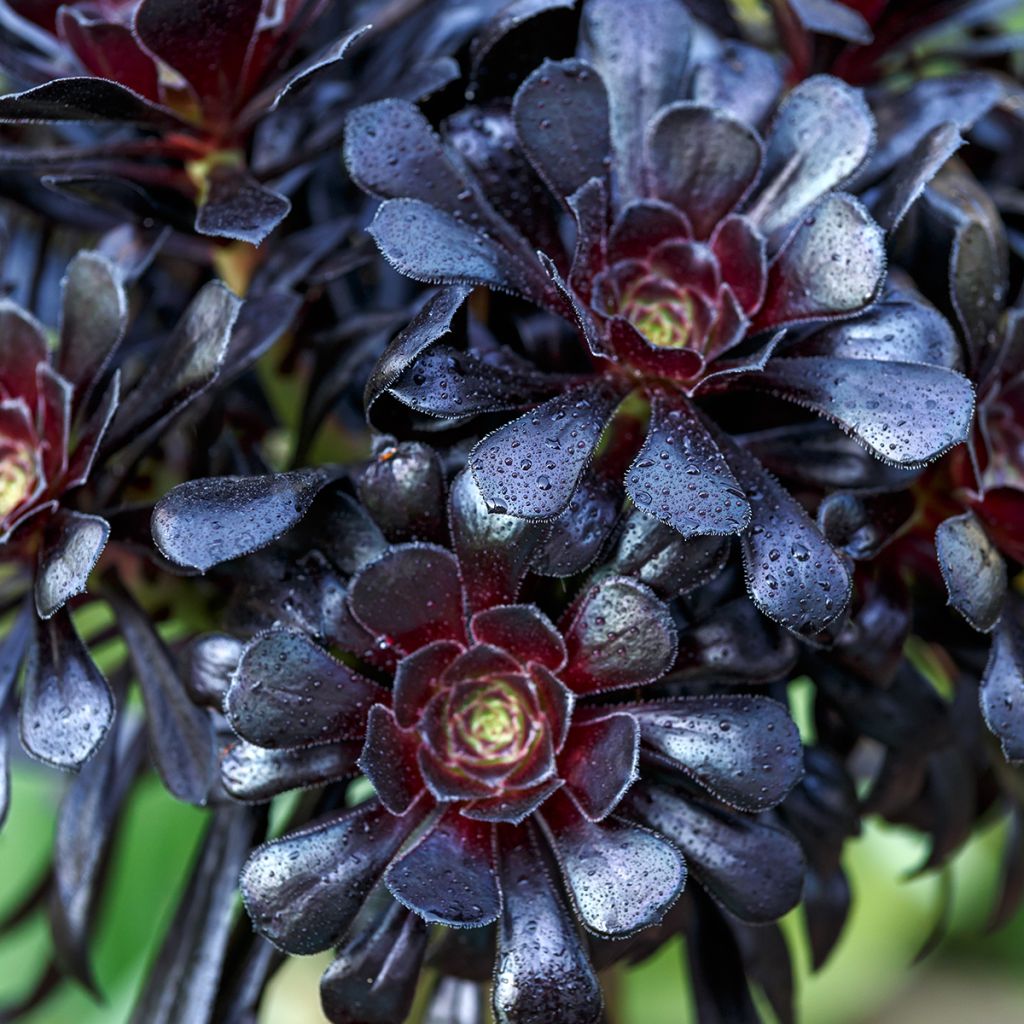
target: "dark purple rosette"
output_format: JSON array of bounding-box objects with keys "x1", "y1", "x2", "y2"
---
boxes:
[
  {"x1": 152, "y1": 441, "x2": 807, "y2": 1024},
  {"x1": 345, "y1": 0, "x2": 977, "y2": 641}
]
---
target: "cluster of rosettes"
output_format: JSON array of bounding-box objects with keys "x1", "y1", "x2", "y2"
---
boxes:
[{"x1": 0, "y1": 0, "x2": 1021, "y2": 1023}]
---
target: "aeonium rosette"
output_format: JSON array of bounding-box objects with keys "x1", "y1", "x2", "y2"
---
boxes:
[
  {"x1": 0, "y1": 236, "x2": 241, "y2": 782},
  {"x1": 0, "y1": 0, "x2": 366, "y2": 243},
  {"x1": 154, "y1": 444, "x2": 806, "y2": 1024},
  {"x1": 819, "y1": 162, "x2": 1024, "y2": 762},
  {"x1": 345, "y1": 0, "x2": 976, "y2": 641}
]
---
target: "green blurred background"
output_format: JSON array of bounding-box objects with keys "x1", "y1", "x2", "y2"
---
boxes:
[{"x1": 2, "y1": 756, "x2": 1024, "y2": 1024}]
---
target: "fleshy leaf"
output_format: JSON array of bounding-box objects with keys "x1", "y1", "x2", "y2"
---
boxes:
[
  {"x1": 632, "y1": 696, "x2": 803, "y2": 811},
  {"x1": 980, "y1": 605, "x2": 1024, "y2": 763},
  {"x1": 345, "y1": 98, "x2": 468, "y2": 212},
  {"x1": 791, "y1": 285, "x2": 961, "y2": 369},
  {"x1": 188, "y1": 633, "x2": 242, "y2": 707},
  {"x1": 604, "y1": 508, "x2": 730, "y2": 598},
  {"x1": 227, "y1": 629, "x2": 385, "y2": 748},
  {"x1": 580, "y1": 0, "x2": 692, "y2": 195},
  {"x1": 470, "y1": 605, "x2": 566, "y2": 672},
  {"x1": 935, "y1": 512, "x2": 1007, "y2": 633},
  {"x1": 449, "y1": 469, "x2": 547, "y2": 614},
  {"x1": 368, "y1": 199, "x2": 517, "y2": 291},
  {"x1": 57, "y1": 250, "x2": 127, "y2": 392},
  {"x1": 108, "y1": 281, "x2": 241, "y2": 446},
  {"x1": 721, "y1": 435, "x2": 852, "y2": 636},
  {"x1": 470, "y1": 384, "x2": 621, "y2": 520},
  {"x1": 152, "y1": 468, "x2": 334, "y2": 571},
  {"x1": 134, "y1": 0, "x2": 261, "y2": 122},
  {"x1": 127, "y1": 806, "x2": 257, "y2": 1024},
  {"x1": 111, "y1": 584, "x2": 216, "y2": 804},
  {"x1": 691, "y1": 41, "x2": 783, "y2": 128},
  {"x1": 221, "y1": 738, "x2": 360, "y2": 803},
  {"x1": 868, "y1": 122, "x2": 963, "y2": 233},
  {"x1": 320, "y1": 902, "x2": 429, "y2": 1024},
  {"x1": 386, "y1": 810, "x2": 500, "y2": 927},
  {"x1": 626, "y1": 393, "x2": 750, "y2": 538},
  {"x1": 512, "y1": 59, "x2": 610, "y2": 202},
  {"x1": 51, "y1": 715, "x2": 142, "y2": 992},
  {"x1": 560, "y1": 715, "x2": 639, "y2": 821},
  {"x1": 194, "y1": 171, "x2": 291, "y2": 246},
  {"x1": 755, "y1": 357, "x2": 974, "y2": 467},
  {"x1": 540, "y1": 794, "x2": 686, "y2": 938},
  {"x1": 35, "y1": 510, "x2": 109, "y2": 620},
  {"x1": 358, "y1": 705, "x2": 424, "y2": 815},
  {"x1": 645, "y1": 103, "x2": 762, "y2": 239},
  {"x1": 20, "y1": 609, "x2": 113, "y2": 769},
  {"x1": 754, "y1": 194, "x2": 884, "y2": 330},
  {"x1": 756, "y1": 75, "x2": 875, "y2": 241},
  {"x1": 629, "y1": 785, "x2": 805, "y2": 923},
  {"x1": 358, "y1": 441, "x2": 446, "y2": 544},
  {"x1": 365, "y1": 285, "x2": 471, "y2": 418},
  {"x1": 561, "y1": 577, "x2": 677, "y2": 693},
  {"x1": 0, "y1": 77, "x2": 178, "y2": 124},
  {"x1": 493, "y1": 823, "x2": 603, "y2": 1024},
  {"x1": 240, "y1": 800, "x2": 423, "y2": 954},
  {"x1": 348, "y1": 544, "x2": 464, "y2": 655}
]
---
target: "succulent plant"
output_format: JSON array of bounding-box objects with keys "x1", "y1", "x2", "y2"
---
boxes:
[{"x1": 0, "y1": 0, "x2": 1020, "y2": 1021}]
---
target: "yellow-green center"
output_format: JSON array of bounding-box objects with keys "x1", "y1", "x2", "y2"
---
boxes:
[
  {"x1": 453, "y1": 682, "x2": 530, "y2": 763},
  {"x1": 0, "y1": 442, "x2": 37, "y2": 520}
]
